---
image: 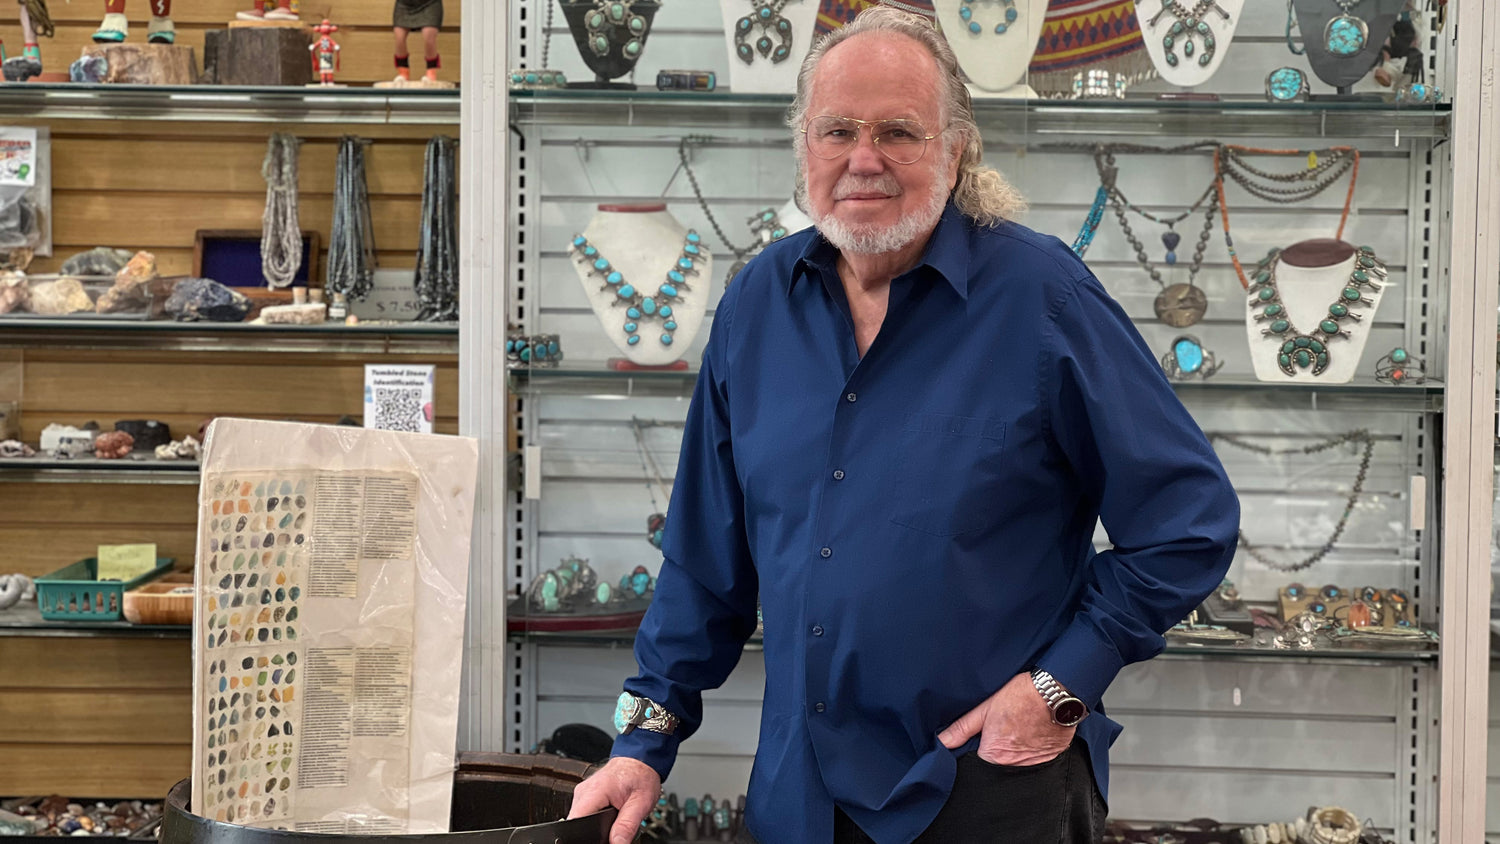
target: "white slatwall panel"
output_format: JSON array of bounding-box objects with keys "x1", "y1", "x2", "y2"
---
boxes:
[{"x1": 509, "y1": 0, "x2": 1450, "y2": 835}]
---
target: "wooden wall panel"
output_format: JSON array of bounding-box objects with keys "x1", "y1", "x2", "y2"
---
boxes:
[
  {"x1": 0, "y1": 638, "x2": 191, "y2": 689},
  {"x1": 0, "y1": 744, "x2": 191, "y2": 798},
  {"x1": 0, "y1": 482, "x2": 196, "y2": 523},
  {"x1": 0, "y1": 527, "x2": 198, "y2": 576},
  {"x1": 0, "y1": 690, "x2": 192, "y2": 743}
]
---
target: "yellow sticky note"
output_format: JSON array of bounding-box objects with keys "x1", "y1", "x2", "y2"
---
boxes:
[{"x1": 97, "y1": 544, "x2": 158, "y2": 581}]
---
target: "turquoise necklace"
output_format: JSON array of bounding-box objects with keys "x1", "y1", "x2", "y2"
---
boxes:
[
  {"x1": 1148, "y1": 0, "x2": 1230, "y2": 68},
  {"x1": 1250, "y1": 246, "x2": 1384, "y2": 377},
  {"x1": 570, "y1": 231, "x2": 703, "y2": 347},
  {"x1": 959, "y1": 0, "x2": 1018, "y2": 35},
  {"x1": 1325, "y1": 0, "x2": 1369, "y2": 57}
]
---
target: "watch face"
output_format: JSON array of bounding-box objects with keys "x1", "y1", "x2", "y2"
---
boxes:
[
  {"x1": 1054, "y1": 698, "x2": 1087, "y2": 727},
  {"x1": 613, "y1": 692, "x2": 640, "y2": 734}
]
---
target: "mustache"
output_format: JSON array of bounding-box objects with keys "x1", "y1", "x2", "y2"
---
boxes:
[{"x1": 833, "y1": 175, "x2": 902, "y2": 199}]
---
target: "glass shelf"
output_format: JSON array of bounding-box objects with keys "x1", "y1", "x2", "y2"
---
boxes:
[
  {"x1": 0, "y1": 319, "x2": 458, "y2": 355},
  {"x1": 507, "y1": 628, "x2": 1437, "y2": 665},
  {"x1": 0, "y1": 602, "x2": 189, "y2": 639},
  {"x1": 0, "y1": 455, "x2": 200, "y2": 485},
  {"x1": 0, "y1": 83, "x2": 459, "y2": 124},
  {"x1": 511, "y1": 88, "x2": 1452, "y2": 139},
  {"x1": 511, "y1": 361, "x2": 1446, "y2": 409}
]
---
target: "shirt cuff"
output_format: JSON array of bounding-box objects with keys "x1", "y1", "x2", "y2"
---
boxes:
[
  {"x1": 1037, "y1": 618, "x2": 1128, "y2": 710},
  {"x1": 609, "y1": 724, "x2": 681, "y2": 782}
]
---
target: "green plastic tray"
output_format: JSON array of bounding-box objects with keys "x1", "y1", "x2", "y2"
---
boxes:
[{"x1": 35, "y1": 557, "x2": 175, "y2": 622}]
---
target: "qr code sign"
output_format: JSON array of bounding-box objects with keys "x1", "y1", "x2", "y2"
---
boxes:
[{"x1": 372, "y1": 387, "x2": 424, "y2": 432}]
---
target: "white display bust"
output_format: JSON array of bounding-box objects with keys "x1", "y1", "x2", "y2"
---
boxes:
[
  {"x1": 1245, "y1": 239, "x2": 1386, "y2": 385},
  {"x1": 719, "y1": 0, "x2": 818, "y2": 94},
  {"x1": 1135, "y1": 0, "x2": 1245, "y2": 89},
  {"x1": 932, "y1": 0, "x2": 1047, "y2": 95},
  {"x1": 570, "y1": 204, "x2": 711, "y2": 367},
  {"x1": 774, "y1": 198, "x2": 812, "y2": 239}
]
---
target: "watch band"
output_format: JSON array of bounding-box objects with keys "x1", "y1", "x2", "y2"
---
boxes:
[{"x1": 1030, "y1": 667, "x2": 1088, "y2": 727}]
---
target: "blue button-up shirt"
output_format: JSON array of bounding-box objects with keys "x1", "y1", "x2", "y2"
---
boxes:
[{"x1": 613, "y1": 203, "x2": 1240, "y2": 844}]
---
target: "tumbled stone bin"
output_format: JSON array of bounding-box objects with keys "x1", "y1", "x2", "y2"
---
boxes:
[{"x1": 162, "y1": 753, "x2": 614, "y2": 844}]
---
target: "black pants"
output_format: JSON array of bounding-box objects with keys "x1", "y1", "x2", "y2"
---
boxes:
[{"x1": 833, "y1": 739, "x2": 1106, "y2": 844}]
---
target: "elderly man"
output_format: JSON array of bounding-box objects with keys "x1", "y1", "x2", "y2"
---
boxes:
[{"x1": 568, "y1": 7, "x2": 1239, "y2": 844}]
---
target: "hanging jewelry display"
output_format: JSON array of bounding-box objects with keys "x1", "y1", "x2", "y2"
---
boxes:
[
  {"x1": 325, "y1": 136, "x2": 376, "y2": 301},
  {"x1": 1374, "y1": 347, "x2": 1425, "y2": 384},
  {"x1": 414, "y1": 135, "x2": 459, "y2": 322},
  {"x1": 1092, "y1": 142, "x2": 1220, "y2": 328},
  {"x1": 1160, "y1": 335, "x2": 1222, "y2": 380},
  {"x1": 1071, "y1": 185, "x2": 1107, "y2": 258},
  {"x1": 957, "y1": 0, "x2": 1018, "y2": 35},
  {"x1": 259, "y1": 132, "x2": 302, "y2": 290},
  {"x1": 570, "y1": 227, "x2": 700, "y2": 348},
  {"x1": 1324, "y1": 0, "x2": 1369, "y2": 57},
  {"x1": 734, "y1": 0, "x2": 797, "y2": 64},
  {"x1": 1208, "y1": 429, "x2": 1375, "y2": 572},
  {"x1": 629, "y1": 417, "x2": 671, "y2": 551},
  {"x1": 1249, "y1": 246, "x2": 1384, "y2": 376},
  {"x1": 677, "y1": 138, "x2": 792, "y2": 285},
  {"x1": 1215, "y1": 144, "x2": 1360, "y2": 290},
  {"x1": 1146, "y1": 0, "x2": 1230, "y2": 68}
]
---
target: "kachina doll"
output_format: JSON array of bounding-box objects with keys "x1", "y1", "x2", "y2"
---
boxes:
[
  {"x1": 391, "y1": 0, "x2": 443, "y2": 83},
  {"x1": 92, "y1": 0, "x2": 175, "y2": 44},
  {"x1": 309, "y1": 18, "x2": 340, "y2": 86},
  {"x1": 237, "y1": 0, "x2": 298, "y2": 22},
  {"x1": 2, "y1": 0, "x2": 52, "y2": 82}
]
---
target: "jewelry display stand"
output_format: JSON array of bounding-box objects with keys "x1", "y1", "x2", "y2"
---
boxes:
[
  {"x1": 1134, "y1": 0, "x2": 1244, "y2": 99},
  {"x1": 569, "y1": 204, "x2": 711, "y2": 368},
  {"x1": 931, "y1": 0, "x2": 1046, "y2": 96},
  {"x1": 1291, "y1": 0, "x2": 1404, "y2": 95},
  {"x1": 718, "y1": 0, "x2": 818, "y2": 94},
  {"x1": 1244, "y1": 239, "x2": 1386, "y2": 384},
  {"x1": 559, "y1": 0, "x2": 663, "y2": 90}
]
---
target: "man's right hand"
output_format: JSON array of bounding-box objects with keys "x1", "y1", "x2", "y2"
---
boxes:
[{"x1": 566, "y1": 756, "x2": 662, "y2": 844}]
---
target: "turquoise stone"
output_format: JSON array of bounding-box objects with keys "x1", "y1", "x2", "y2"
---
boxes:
[
  {"x1": 996, "y1": 23, "x2": 1007, "y2": 33},
  {"x1": 1183, "y1": 40, "x2": 1194, "y2": 57},
  {"x1": 759, "y1": 6, "x2": 772, "y2": 18},
  {"x1": 629, "y1": 15, "x2": 644, "y2": 33},
  {"x1": 663, "y1": 320, "x2": 677, "y2": 330},
  {"x1": 1279, "y1": 353, "x2": 1292, "y2": 368},
  {"x1": 660, "y1": 284, "x2": 678, "y2": 297},
  {"x1": 687, "y1": 231, "x2": 701, "y2": 243},
  {"x1": 1268, "y1": 68, "x2": 1302, "y2": 101},
  {"x1": 1326, "y1": 16, "x2": 1365, "y2": 56},
  {"x1": 969, "y1": 21, "x2": 981, "y2": 33},
  {"x1": 1006, "y1": 7, "x2": 1017, "y2": 21},
  {"x1": 1258, "y1": 288, "x2": 1275, "y2": 301},
  {"x1": 659, "y1": 305, "x2": 672, "y2": 317},
  {"x1": 1199, "y1": 53, "x2": 1212, "y2": 66},
  {"x1": 596, "y1": 583, "x2": 611, "y2": 603},
  {"x1": 667, "y1": 271, "x2": 685, "y2": 284},
  {"x1": 1165, "y1": 52, "x2": 1179, "y2": 67},
  {"x1": 614, "y1": 692, "x2": 633, "y2": 733},
  {"x1": 1391, "y1": 348, "x2": 1408, "y2": 363},
  {"x1": 678, "y1": 258, "x2": 693, "y2": 270},
  {"x1": 608, "y1": 2, "x2": 624, "y2": 20},
  {"x1": 737, "y1": 18, "x2": 751, "y2": 31},
  {"x1": 583, "y1": 246, "x2": 597, "y2": 257},
  {"x1": 592, "y1": 35, "x2": 608, "y2": 53},
  {"x1": 772, "y1": 228, "x2": 787, "y2": 238},
  {"x1": 1294, "y1": 337, "x2": 1312, "y2": 348},
  {"x1": 1174, "y1": 338, "x2": 1204, "y2": 374},
  {"x1": 627, "y1": 335, "x2": 640, "y2": 345},
  {"x1": 1317, "y1": 353, "x2": 1329, "y2": 368},
  {"x1": 1359, "y1": 245, "x2": 1374, "y2": 253},
  {"x1": 641, "y1": 298, "x2": 657, "y2": 315},
  {"x1": 1320, "y1": 320, "x2": 1340, "y2": 335},
  {"x1": 1359, "y1": 256, "x2": 1376, "y2": 268},
  {"x1": 1310, "y1": 340, "x2": 1325, "y2": 353},
  {"x1": 1330, "y1": 303, "x2": 1348, "y2": 316},
  {"x1": 624, "y1": 322, "x2": 637, "y2": 333},
  {"x1": 606, "y1": 271, "x2": 622, "y2": 284},
  {"x1": 588, "y1": 12, "x2": 604, "y2": 28},
  {"x1": 624, "y1": 40, "x2": 641, "y2": 57},
  {"x1": 761, "y1": 210, "x2": 775, "y2": 221},
  {"x1": 617, "y1": 284, "x2": 635, "y2": 298},
  {"x1": 1170, "y1": 21, "x2": 1184, "y2": 34},
  {"x1": 1263, "y1": 305, "x2": 1283, "y2": 316},
  {"x1": 1255, "y1": 271, "x2": 1271, "y2": 284},
  {"x1": 510, "y1": 72, "x2": 523, "y2": 84},
  {"x1": 1295, "y1": 350, "x2": 1312, "y2": 368},
  {"x1": 684, "y1": 244, "x2": 700, "y2": 255},
  {"x1": 1270, "y1": 319, "x2": 1289, "y2": 334},
  {"x1": 959, "y1": 5, "x2": 971, "y2": 19},
  {"x1": 660, "y1": 334, "x2": 673, "y2": 345},
  {"x1": 1342, "y1": 288, "x2": 1361, "y2": 301},
  {"x1": 1282, "y1": 340, "x2": 1296, "y2": 353},
  {"x1": 627, "y1": 307, "x2": 641, "y2": 319},
  {"x1": 519, "y1": 347, "x2": 530, "y2": 362},
  {"x1": 525, "y1": 72, "x2": 538, "y2": 84},
  {"x1": 1163, "y1": 35, "x2": 1175, "y2": 48},
  {"x1": 1352, "y1": 270, "x2": 1369, "y2": 283},
  {"x1": 593, "y1": 258, "x2": 608, "y2": 271}
]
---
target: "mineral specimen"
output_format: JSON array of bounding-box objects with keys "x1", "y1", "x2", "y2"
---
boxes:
[
  {"x1": 259, "y1": 303, "x2": 328, "y2": 325},
  {"x1": 164, "y1": 277, "x2": 251, "y2": 322},
  {"x1": 61, "y1": 247, "x2": 134, "y2": 277},
  {"x1": 69, "y1": 54, "x2": 108, "y2": 83},
  {"x1": 0, "y1": 270, "x2": 27, "y2": 314},
  {"x1": 155, "y1": 435, "x2": 201, "y2": 460},
  {"x1": 0, "y1": 439, "x2": 34, "y2": 457},
  {"x1": 39, "y1": 423, "x2": 97, "y2": 452},
  {"x1": 28, "y1": 277, "x2": 94, "y2": 315},
  {"x1": 96, "y1": 250, "x2": 160, "y2": 314},
  {"x1": 94, "y1": 430, "x2": 134, "y2": 459}
]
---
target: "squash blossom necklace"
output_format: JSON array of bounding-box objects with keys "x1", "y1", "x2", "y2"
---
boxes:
[
  {"x1": 1250, "y1": 246, "x2": 1385, "y2": 377},
  {"x1": 570, "y1": 231, "x2": 703, "y2": 347}
]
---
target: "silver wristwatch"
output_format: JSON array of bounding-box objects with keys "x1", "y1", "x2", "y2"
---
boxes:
[
  {"x1": 1030, "y1": 668, "x2": 1088, "y2": 728},
  {"x1": 613, "y1": 691, "x2": 681, "y2": 737}
]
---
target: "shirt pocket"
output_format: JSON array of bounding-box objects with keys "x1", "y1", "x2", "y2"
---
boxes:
[{"x1": 889, "y1": 412, "x2": 1007, "y2": 537}]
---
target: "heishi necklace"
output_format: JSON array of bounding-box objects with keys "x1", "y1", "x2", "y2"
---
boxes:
[
  {"x1": 1249, "y1": 246, "x2": 1385, "y2": 377},
  {"x1": 569, "y1": 230, "x2": 703, "y2": 347},
  {"x1": 1215, "y1": 144, "x2": 1360, "y2": 290},
  {"x1": 1148, "y1": 0, "x2": 1231, "y2": 68},
  {"x1": 959, "y1": 0, "x2": 1018, "y2": 36},
  {"x1": 735, "y1": 0, "x2": 796, "y2": 64},
  {"x1": 1325, "y1": 0, "x2": 1370, "y2": 57}
]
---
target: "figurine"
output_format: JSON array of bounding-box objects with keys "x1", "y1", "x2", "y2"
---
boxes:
[
  {"x1": 93, "y1": 0, "x2": 175, "y2": 44},
  {"x1": 237, "y1": 0, "x2": 298, "y2": 22},
  {"x1": 391, "y1": 0, "x2": 443, "y2": 84},
  {"x1": 2, "y1": 0, "x2": 50, "y2": 81},
  {"x1": 308, "y1": 19, "x2": 340, "y2": 86}
]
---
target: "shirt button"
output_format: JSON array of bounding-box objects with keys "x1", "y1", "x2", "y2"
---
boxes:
[
  {"x1": 820, "y1": 547, "x2": 832, "y2": 559},
  {"x1": 832, "y1": 469, "x2": 845, "y2": 480},
  {"x1": 845, "y1": 392, "x2": 857, "y2": 403},
  {"x1": 814, "y1": 702, "x2": 826, "y2": 713},
  {"x1": 812, "y1": 625, "x2": 824, "y2": 636}
]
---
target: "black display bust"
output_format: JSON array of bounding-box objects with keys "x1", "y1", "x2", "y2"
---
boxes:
[
  {"x1": 559, "y1": 0, "x2": 663, "y2": 90},
  {"x1": 1292, "y1": 0, "x2": 1405, "y2": 95}
]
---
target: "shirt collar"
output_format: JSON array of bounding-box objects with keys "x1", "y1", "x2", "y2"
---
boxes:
[{"x1": 789, "y1": 201, "x2": 971, "y2": 300}]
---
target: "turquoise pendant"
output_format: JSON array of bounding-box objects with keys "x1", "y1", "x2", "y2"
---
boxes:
[
  {"x1": 1324, "y1": 15, "x2": 1367, "y2": 57},
  {"x1": 1173, "y1": 337, "x2": 1204, "y2": 374}
]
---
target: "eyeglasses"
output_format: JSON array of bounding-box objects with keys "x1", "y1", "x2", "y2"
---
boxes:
[{"x1": 800, "y1": 115, "x2": 942, "y2": 165}]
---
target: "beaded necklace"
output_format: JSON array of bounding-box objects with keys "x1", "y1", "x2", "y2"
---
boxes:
[
  {"x1": 570, "y1": 230, "x2": 703, "y2": 348},
  {"x1": 1214, "y1": 144, "x2": 1360, "y2": 290},
  {"x1": 1248, "y1": 246, "x2": 1385, "y2": 377}
]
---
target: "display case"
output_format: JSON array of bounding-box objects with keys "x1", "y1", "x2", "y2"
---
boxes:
[{"x1": 486, "y1": 1, "x2": 1500, "y2": 841}]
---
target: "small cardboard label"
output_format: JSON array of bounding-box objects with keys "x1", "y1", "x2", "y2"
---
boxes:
[{"x1": 98, "y1": 543, "x2": 158, "y2": 582}]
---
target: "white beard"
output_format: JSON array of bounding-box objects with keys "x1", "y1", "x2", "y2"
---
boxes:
[{"x1": 806, "y1": 157, "x2": 952, "y2": 255}]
